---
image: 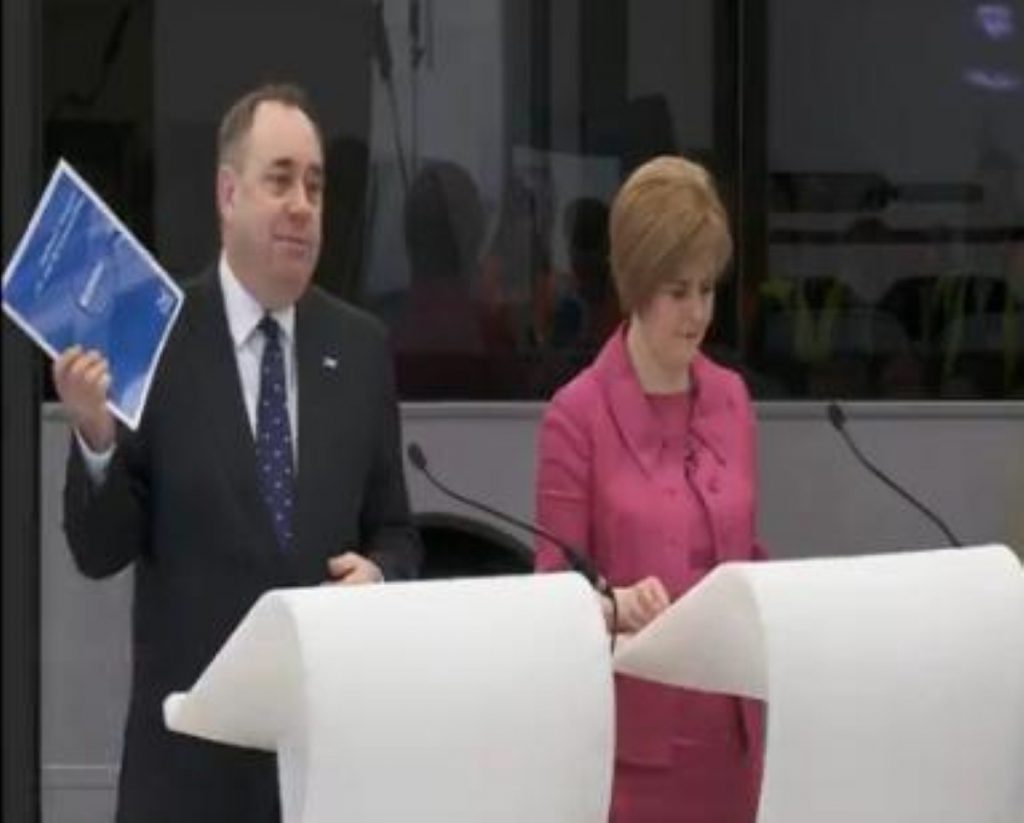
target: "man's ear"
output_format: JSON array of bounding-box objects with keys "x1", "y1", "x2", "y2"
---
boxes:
[{"x1": 216, "y1": 165, "x2": 237, "y2": 221}]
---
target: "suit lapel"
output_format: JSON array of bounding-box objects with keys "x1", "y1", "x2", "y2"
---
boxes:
[
  {"x1": 292, "y1": 295, "x2": 345, "y2": 553},
  {"x1": 687, "y1": 356, "x2": 728, "y2": 469},
  {"x1": 595, "y1": 328, "x2": 662, "y2": 478},
  {"x1": 190, "y1": 272, "x2": 279, "y2": 553}
]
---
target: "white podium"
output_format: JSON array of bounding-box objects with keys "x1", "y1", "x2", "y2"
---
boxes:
[
  {"x1": 164, "y1": 573, "x2": 613, "y2": 823},
  {"x1": 615, "y1": 544, "x2": 1024, "y2": 822}
]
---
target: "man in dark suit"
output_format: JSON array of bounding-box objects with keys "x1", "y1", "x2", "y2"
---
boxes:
[{"x1": 52, "y1": 83, "x2": 422, "y2": 822}]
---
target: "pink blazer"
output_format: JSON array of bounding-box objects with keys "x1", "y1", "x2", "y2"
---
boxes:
[{"x1": 535, "y1": 327, "x2": 766, "y2": 766}]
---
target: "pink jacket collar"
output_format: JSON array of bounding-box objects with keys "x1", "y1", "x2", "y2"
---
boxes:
[{"x1": 592, "y1": 326, "x2": 731, "y2": 477}]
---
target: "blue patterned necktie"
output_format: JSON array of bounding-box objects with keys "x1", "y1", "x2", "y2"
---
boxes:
[{"x1": 256, "y1": 315, "x2": 295, "y2": 550}]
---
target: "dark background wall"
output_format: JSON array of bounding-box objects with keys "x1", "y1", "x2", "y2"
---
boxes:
[{"x1": 4, "y1": 0, "x2": 41, "y2": 820}]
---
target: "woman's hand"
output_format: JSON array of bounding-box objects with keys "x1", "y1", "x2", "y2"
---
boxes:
[{"x1": 610, "y1": 576, "x2": 671, "y2": 634}]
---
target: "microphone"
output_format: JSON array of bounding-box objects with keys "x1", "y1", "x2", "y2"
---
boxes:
[
  {"x1": 406, "y1": 442, "x2": 608, "y2": 593},
  {"x1": 826, "y1": 402, "x2": 962, "y2": 547}
]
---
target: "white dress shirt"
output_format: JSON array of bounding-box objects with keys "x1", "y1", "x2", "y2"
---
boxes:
[{"x1": 218, "y1": 256, "x2": 299, "y2": 457}]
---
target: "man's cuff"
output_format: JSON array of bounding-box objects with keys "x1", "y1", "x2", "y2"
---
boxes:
[{"x1": 74, "y1": 430, "x2": 114, "y2": 487}]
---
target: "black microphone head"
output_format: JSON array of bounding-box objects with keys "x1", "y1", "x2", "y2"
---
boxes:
[
  {"x1": 407, "y1": 442, "x2": 427, "y2": 472},
  {"x1": 826, "y1": 401, "x2": 846, "y2": 430}
]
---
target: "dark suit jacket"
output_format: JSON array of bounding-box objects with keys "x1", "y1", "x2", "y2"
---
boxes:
[{"x1": 63, "y1": 271, "x2": 422, "y2": 823}]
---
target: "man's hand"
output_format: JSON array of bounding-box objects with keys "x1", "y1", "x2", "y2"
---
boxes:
[
  {"x1": 611, "y1": 575, "x2": 670, "y2": 634},
  {"x1": 52, "y1": 346, "x2": 116, "y2": 452},
  {"x1": 326, "y1": 552, "x2": 384, "y2": 585}
]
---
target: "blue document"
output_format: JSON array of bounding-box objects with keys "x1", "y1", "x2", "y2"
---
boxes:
[{"x1": 2, "y1": 160, "x2": 183, "y2": 429}]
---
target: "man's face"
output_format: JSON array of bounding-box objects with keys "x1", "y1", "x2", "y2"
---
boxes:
[{"x1": 218, "y1": 101, "x2": 324, "y2": 309}]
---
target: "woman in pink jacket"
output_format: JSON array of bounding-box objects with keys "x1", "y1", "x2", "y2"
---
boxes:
[{"x1": 535, "y1": 155, "x2": 765, "y2": 823}]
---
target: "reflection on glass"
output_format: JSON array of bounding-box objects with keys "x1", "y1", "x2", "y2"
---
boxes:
[
  {"x1": 42, "y1": 0, "x2": 1019, "y2": 405},
  {"x1": 764, "y1": 0, "x2": 1024, "y2": 398},
  {"x1": 976, "y1": 3, "x2": 1015, "y2": 40},
  {"x1": 360, "y1": 0, "x2": 722, "y2": 399}
]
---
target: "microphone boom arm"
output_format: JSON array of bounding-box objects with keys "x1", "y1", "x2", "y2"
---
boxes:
[
  {"x1": 827, "y1": 403, "x2": 962, "y2": 547},
  {"x1": 407, "y1": 444, "x2": 609, "y2": 593}
]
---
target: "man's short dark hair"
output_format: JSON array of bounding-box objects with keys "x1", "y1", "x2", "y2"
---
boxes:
[{"x1": 217, "y1": 82, "x2": 324, "y2": 168}]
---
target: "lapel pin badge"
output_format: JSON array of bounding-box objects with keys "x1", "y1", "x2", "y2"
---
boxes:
[{"x1": 322, "y1": 355, "x2": 338, "y2": 370}]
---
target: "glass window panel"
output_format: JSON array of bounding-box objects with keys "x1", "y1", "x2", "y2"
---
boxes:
[
  {"x1": 42, "y1": 0, "x2": 732, "y2": 401},
  {"x1": 360, "y1": 0, "x2": 731, "y2": 398},
  {"x1": 762, "y1": 0, "x2": 1024, "y2": 398}
]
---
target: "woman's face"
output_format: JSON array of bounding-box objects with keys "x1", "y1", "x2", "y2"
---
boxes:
[{"x1": 631, "y1": 257, "x2": 717, "y2": 376}]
